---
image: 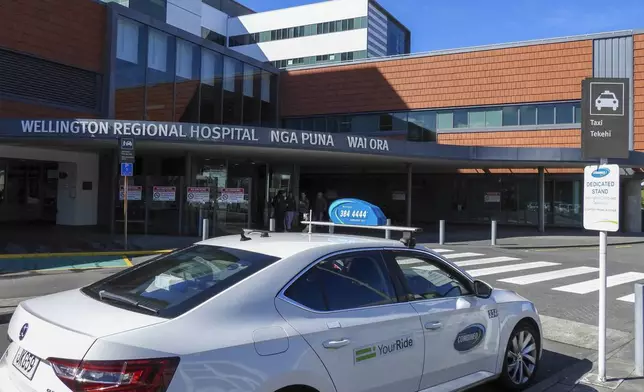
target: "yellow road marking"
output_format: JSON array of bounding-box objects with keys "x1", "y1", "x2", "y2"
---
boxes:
[
  {"x1": 122, "y1": 256, "x2": 134, "y2": 267},
  {"x1": 0, "y1": 249, "x2": 174, "y2": 260},
  {"x1": 616, "y1": 245, "x2": 632, "y2": 249}
]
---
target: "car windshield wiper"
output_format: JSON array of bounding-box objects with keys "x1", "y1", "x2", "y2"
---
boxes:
[{"x1": 98, "y1": 289, "x2": 160, "y2": 315}]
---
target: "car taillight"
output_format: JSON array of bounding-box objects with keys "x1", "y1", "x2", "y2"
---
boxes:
[{"x1": 47, "y1": 357, "x2": 179, "y2": 392}]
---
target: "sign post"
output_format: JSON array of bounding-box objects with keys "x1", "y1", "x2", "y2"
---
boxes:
[
  {"x1": 581, "y1": 77, "x2": 629, "y2": 383},
  {"x1": 119, "y1": 138, "x2": 135, "y2": 250}
]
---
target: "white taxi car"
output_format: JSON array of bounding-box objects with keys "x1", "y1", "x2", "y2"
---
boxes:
[{"x1": 0, "y1": 228, "x2": 542, "y2": 392}]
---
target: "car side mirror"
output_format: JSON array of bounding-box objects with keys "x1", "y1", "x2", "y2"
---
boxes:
[{"x1": 473, "y1": 280, "x2": 493, "y2": 299}]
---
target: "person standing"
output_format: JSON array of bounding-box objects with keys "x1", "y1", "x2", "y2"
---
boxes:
[
  {"x1": 284, "y1": 192, "x2": 297, "y2": 231},
  {"x1": 298, "y1": 192, "x2": 310, "y2": 223},
  {"x1": 313, "y1": 192, "x2": 328, "y2": 221},
  {"x1": 271, "y1": 190, "x2": 286, "y2": 232}
]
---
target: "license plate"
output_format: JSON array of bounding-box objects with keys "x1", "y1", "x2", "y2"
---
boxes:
[{"x1": 12, "y1": 347, "x2": 40, "y2": 380}]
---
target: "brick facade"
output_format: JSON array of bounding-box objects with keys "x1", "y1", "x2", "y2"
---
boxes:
[
  {"x1": 0, "y1": 0, "x2": 106, "y2": 73},
  {"x1": 280, "y1": 40, "x2": 593, "y2": 118},
  {"x1": 438, "y1": 129, "x2": 580, "y2": 148},
  {"x1": 0, "y1": 100, "x2": 96, "y2": 119},
  {"x1": 634, "y1": 34, "x2": 644, "y2": 151}
]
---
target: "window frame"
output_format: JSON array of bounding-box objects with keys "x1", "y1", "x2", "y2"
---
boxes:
[
  {"x1": 382, "y1": 249, "x2": 476, "y2": 303},
  {"x1": 278, "y1": 247, "x2": 408, "y2": 314}
]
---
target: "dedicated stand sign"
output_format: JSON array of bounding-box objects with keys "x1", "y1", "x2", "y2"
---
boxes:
[{"x1": 581, "y1": 77, "x2": 629, "y2": 384}]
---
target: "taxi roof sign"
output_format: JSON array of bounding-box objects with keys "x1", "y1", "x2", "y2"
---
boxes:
[{"x1": 328, "y1": 198, "x2": 387, "y2": 226}]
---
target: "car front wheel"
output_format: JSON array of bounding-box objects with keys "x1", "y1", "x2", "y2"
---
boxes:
[{"x1": 497, "y1": 321, "x2": 540, "y2": 390}]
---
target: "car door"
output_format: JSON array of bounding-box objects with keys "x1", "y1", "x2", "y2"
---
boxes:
[
  {"x1": 275, "y1": 249, "x2": 425, "y2": 392},
  {"x1": 383, "y1": 249, "x2": 500, "y2": 390}
]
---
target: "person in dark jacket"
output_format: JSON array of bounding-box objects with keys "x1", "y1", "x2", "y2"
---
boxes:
[
  {"x1": 313, "y1": 192, "x2": 328, "y2": 221},
  {"x1": 271, "y1": 190, "x2": 286, "y2": 232},
  {"x1": 284, "y1": 192, "x2": 297, "y2": 231}
]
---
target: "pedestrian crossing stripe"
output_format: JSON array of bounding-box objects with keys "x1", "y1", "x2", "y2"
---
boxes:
[
  {"x1": 552, "y1": 272, "x2": 644, "y2": 295},
  {"x1": 618, "y1": 294, "x2": 635, "y2": 303},
  {"x1": 454, "y1": 256, "x2": 520, "y2": 267},
  {"x1": 498, "y1": 266, "x2": 599, "y2": 285},
  {"x1": 422, "y1": 248, "x2": 644, "y2": 304},
  {"x1": 443, "y1": 252, "x2": 484, "y2": 260},
  {"x1": 466, "y1": 262, "x2": 560, "y2": 278}
]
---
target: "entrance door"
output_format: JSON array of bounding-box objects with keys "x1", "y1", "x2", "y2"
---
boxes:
[
  {"x1": 0, "y1": 160, "x2": 58, "y2": 224},
  {"x1": 219, "y1": 176, "x2": 251, "y2": 233}
]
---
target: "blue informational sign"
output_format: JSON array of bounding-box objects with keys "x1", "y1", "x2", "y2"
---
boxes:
[
  {"x1": 120, "y1": 162, "x2": 133, "y2": 177},
  {"x1": 328, "y1": 198, "x2": 387, "y2": 226}
]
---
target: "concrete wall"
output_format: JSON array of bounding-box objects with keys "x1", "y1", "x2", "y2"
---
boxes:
[{"x1": 0, "y1": 146, "x2": 99, "y2": 226}]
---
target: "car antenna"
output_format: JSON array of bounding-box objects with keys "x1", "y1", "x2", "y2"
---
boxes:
[{"x1": 240, "y1": 231, "x2": 251, "y2": 241}]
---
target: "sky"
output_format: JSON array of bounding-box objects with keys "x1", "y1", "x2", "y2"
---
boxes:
[{"x1": 236, "y1": 0, "x2": 644, "y2": 53}]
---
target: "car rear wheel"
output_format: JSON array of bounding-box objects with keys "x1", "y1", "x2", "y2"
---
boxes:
[{"x1": 497, "y1": 321, "x2": 540, "y2": 390}]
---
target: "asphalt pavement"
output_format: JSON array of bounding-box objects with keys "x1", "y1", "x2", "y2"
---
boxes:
[{"x1": 1, "y1": 242, "x2": 644, "y2": 391}]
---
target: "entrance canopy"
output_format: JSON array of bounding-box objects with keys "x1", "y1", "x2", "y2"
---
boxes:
[{"x1": 3, "y1": 118, "x2": 644, "y2": 169}]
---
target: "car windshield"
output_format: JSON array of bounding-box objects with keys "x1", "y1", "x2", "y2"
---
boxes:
[
  {"x1": 600, "y1": 93, "x2": 615, "y2": 99},
  {"x1": 82, "y1": 245, "x2": 280, "y2": 318}
]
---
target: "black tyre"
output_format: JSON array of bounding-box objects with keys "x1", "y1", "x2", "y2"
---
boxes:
[{"x1": 497, "y1": 321, "x2": 540, "y2": 390}]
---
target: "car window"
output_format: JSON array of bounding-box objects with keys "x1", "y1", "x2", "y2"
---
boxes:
[
  {"x1": 284, "y1": 251, "x2": 397, "y2": 312},
  {"x1": 82, "y1": 245, "x2": 280, "y2": 318},
  {"x1": 391, "y1": 252, "x2": 472, "y2": 301}
]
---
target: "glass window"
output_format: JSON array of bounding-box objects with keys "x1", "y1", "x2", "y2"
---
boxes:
[
  {"x1": 115, "y1": 17, "x2": 146, "y2": 120},
  {"x1": 284, "y1": 251, "x2": 396, "y2": 311},
  {"x1": 468, "y1": 110, "x2": 486, "y2": 128},
  {"x1": 519, "y1": 106, "x2": 536, "y2": 125},
  {"x1": 327, "y1": 116, "x2": 352, "y2": 133},
  {"x1": 222, "y1": 56, "x2": 243, "y2": 124},
  {"x1": 391, "y1": 252, "x2": 471, "y2": 300},
  {"x1": 313, "y1": 117, "x2": 326, "y2": 132},
  {"x1": 82, "y1": 245, "x2": 280, "y2": 318},
  {"x1": 574, "y1": 103, "x2": 581, "y2": 123},
  {"x1": 437, "y1": 111, "x2": 453, "y2": 129},
  {"x1": 555, "y1": 103, "x2": 574, "y2": 124},
  {"x1": 537, "y1": 105, "x2": 555, "y2": 125},
  {"x1": 145, "y1": 29, "x2": 175, "y2": 122},
  {"x1": 200, "y1": 48, "x2": 223, "y2": 124},
  {"x1": 242, "y1": 63, "x2": 261, "y2": 125},
  {"x1": 379, "y1": 113, "x2": 407, "y2": 131},
  {"x1": 351, "y1": 114, "x2": 380, "y2": 132},
  {"x1": 454, "y1": 110, "x2": 468, "y2": 128},
  {"x1": 502, "y1": 106, "x2": 519, "y2": 126},
  {"x1": 174, "y1": 39, "x2": 200, "y2": 123},
  {"x1": 283, "y1": 118, "x2": 301, "y2": 129},
  {"x1": 485, "y1": 108, "x2": 502, "y2": 127},
  {"x1": 408, "y1": 111, "x2": 436, "y2": 142},
  {"x1": 260, "y1": 71, "x2": 278, "y2": 127}
]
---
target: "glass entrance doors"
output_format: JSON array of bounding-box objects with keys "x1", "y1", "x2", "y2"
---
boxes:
[{"x1": 0, "y1": 159, "x2": 58, "y2": 223}]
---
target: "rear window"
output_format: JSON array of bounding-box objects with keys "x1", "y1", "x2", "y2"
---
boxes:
[{"x1": 82, "y1": 245, "x2": 280, "y2": 318}]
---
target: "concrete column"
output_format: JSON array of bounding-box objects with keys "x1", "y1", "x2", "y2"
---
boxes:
[
  {"x1": 624, "y1": 179, "x2": 642, "y2": 233},
  {"x1": 406, "y1": 163, "x2": 412, "y2": 227},
  {"x1": 538, "y1": 167, "x2": 545, "y2": 232}
]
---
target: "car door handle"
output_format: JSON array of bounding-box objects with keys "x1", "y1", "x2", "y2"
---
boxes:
[
  {"x1": 425, "y1": 321, "x2": 443, "y2": 330},
  {"x1": 323, "y1": 339, "x2": 351, "y2": 349}
]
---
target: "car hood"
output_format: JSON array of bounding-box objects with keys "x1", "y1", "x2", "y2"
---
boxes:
[{"x1": 490, "y1": 288, "x2": 531, "y2": 304}]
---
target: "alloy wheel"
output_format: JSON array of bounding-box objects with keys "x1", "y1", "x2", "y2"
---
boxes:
[{"x1": 506, "y1": 329, "x2": 537, "y2": 385}]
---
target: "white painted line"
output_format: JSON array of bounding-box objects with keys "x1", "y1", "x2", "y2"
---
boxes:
[
  {"x1": 455, "y1": 256, "x2": 520, "y2": 267},
  {"x1": 397, "y1": 258, "x2": 423, "y2": 265},
  {"x1": 466, "y1": 262, "x2": 560, "y2": 278},
  {"x1": 552, "y1": 272, "x2": 644, "y2": 295},
  {"x1": 430, "y1": 249, "x2": 453, "y2": 253},
  {"x1": 498, "y1": 266, "x2": 599, "y2": 285},
  {"x1": 443, "y1": 252, "x2": 484, "y2": 260},
  {"x1": 617, "y1": 294, "x2": 635, "y2": 303}
]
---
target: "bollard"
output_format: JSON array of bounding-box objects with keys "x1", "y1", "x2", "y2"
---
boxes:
[
  {"x1": 491, "y1": 220, "x2": 497, "y2": 246},
  {"x1": 269, "y1": 218, "x2": 276, "y2": 232},
  {"x1": 385, "y1": 219, "x2": 392, "y2": 239},
  {"x1": 202, "y1": 218, "x2": 209, "y2": 241},
  {"x1": 636, "y1": 283, "x2": 644, "y2": 376},
  {"x1": 329, "y1": 225, "x2": 334, "y2": 234},
  {"x1": 308, "y1": 209, "x2": 313, "y2": 234},
  {"x1": 439, "y1": 220, "x2": 445, "y2": 245}
]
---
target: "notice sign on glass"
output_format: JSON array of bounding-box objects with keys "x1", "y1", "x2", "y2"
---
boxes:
[
  {"x1": 218, "y1": 188, "x2": 245, "y2": 203},
  {"x1": 119, "y1": 185, "x2": 142, "y2": 201},
  {"x1": 153, "y1": 186, "x2": 176, "y2": 202},
  {"x1": 484, "y1": 192, "x2": 501, "y2": 203},
  {"x1": 187, "y1": 187, "x2": 210, "y2": 204},
  {"x1": 583, "y1": 164, "x2": 620, "y2": 232}
]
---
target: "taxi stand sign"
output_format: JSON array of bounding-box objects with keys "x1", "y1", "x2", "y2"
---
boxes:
[{"x1": 583, "y1": 164, "x2": 620, "y2": 233}]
